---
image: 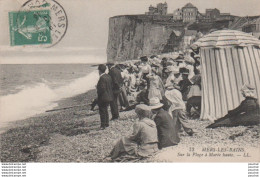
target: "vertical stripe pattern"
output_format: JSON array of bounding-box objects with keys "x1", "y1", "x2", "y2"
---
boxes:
[{"x1": 200, "y1": 46, "x2": 260, "y2": 120}]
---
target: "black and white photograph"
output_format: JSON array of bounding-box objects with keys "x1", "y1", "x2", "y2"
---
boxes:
[{"x1": 0, "y1": 0, "x2": 259, "y2": 171}]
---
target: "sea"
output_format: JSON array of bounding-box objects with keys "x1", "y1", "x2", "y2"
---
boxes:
[{"x1": 0, "y1": 64, "x2": 99, "y2": 127}]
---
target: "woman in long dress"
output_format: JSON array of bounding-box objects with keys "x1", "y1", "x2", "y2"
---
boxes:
[{"x1": 147, "y1": 64, "x2": 165, "y2": 101}]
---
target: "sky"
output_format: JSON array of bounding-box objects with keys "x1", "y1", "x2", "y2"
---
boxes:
[{"x1": 0, "y1": 0, "x2": 260, "y2": 64}]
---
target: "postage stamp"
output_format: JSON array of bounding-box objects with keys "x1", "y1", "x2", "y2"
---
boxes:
[
  {"x1": 9, "y1": 10, "x2": 52, "y2": 46},
  {"x1": 8, "y1": 0, "x2": 68, "y2": 47}
]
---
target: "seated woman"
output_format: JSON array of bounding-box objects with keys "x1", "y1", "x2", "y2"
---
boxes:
[
  {"x1": 207, "y1": 84, "x2": 260, "y2": 128},
  {"x1": 110, "y1": 104, "x2": 159, "y2": 160},
  {"x1": 165, "y1": 83, "x2": 195, "y2": 136}
]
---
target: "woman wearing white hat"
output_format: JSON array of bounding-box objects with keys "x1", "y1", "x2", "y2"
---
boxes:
[
  {"x1": 147, "y1": 68, "x2": 164, "y2": 101},
  {"x1": 165, "y1": 85, "x2": 195, "y2": 136}
]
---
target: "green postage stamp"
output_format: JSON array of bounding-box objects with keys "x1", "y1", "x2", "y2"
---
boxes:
[{"x1": 9, "y1": 10, "x2": 52, "y2": 46}]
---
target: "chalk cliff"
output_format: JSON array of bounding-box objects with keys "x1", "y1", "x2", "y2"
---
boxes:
[
  {"x1": 106, "y1": 14, "x2": 257, "y2": 62},
  {"x1": 106, "y1": 15, "x2": 185, "y2": 62}
]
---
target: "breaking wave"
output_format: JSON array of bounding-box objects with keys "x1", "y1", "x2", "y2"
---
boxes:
[{"x1": 0, "y1": 70, "x2": 99, "y2": 126}]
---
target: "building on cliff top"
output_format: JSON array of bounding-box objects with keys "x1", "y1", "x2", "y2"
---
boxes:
[
  {"x1": 145, "y1": 2, "x2": 167, "y2": 15},
  {"x1": 173, "y1": 8, "x2": 182, "y2": 21},
  {"x1": 172, "y1": 3, "x2": 232, "y2": 23},
  {"x1": 182, "y1": 3, "x2": 198, "y2": 23}
]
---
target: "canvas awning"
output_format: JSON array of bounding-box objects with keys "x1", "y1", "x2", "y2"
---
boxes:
[
  {"x1": 194, "y1": 30, "x2": 260, "y2": 120},
  {"x1": 194, "y1": 30, "x2": 260, "y2": 48}
]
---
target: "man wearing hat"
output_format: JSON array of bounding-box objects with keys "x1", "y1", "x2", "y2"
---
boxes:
[
  {"x1": 97, "y1": 64, "x2": 114, "y2": 129},
  {"x1": 107, "y1": 62, "x2": 123, "y2": 120},
  {"x1": 178, "y1": 68, "x2": 192, "y2": 101},
  {"x1": 149, "y1": 97, "x2": 180, "y2": 149}
]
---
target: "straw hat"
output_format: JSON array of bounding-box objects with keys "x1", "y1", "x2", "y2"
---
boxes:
[
  {"x1": 194, "y1": 54, "x2": 200, "y2": 58},
  {"x1": 184, "y1": 56, "x2": 195, "y2": 64},
  {"x1": 178, "y1": 51, "x2": 184, "y2": 56},
  {"x1": 190, "y1": 44, "x2": 198, "y2": 50},
  {"x1": 149, "y1": 97, "x2": 164, "y2": 109},
  {"x1": 135, "y1": 104, "x2": 152, "y2": 118},
  {"x1": 165, "y1": 66, "x2": 179, "y2": 74}
]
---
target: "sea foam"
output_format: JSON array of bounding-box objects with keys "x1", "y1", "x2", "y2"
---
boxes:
[{"x1": 0, "y1": 70, "x2": 99, "y2": 125}]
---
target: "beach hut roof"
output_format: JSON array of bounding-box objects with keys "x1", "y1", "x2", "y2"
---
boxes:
[{"x1": 194, "y1": 30, "x2": 260, "y2": 48}]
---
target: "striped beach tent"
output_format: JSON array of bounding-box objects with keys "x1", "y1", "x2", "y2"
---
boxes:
[{"x1": 194, "y1": 30, "x2": 260, "y2": 120}]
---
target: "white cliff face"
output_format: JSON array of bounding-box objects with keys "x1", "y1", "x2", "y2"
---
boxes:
[{"x1": 106, "y1": 15, "x2": 184, "y2": 62}]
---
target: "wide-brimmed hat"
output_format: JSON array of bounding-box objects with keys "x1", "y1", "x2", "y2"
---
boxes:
[
  {"x1": 194, "y1": 54, "x2": 200, "y2": 58},
  {"x1": 178, "y1": 51, "x2": 184, "y2": 56},
  {"x1": 165, "y1": 66, "x2": 179, "y2": 74},
  {"x1": 184, "y1": 56, "x2": 195, "y2": 64},
  {"x1": 241, "y1": 84, "x2": 257, "y2": 98},
  {"x1": 175, "y1": 55, "x2": 184, "y2": 62},
  {"x1": 135, "y1": 104, "x2": 152, "y2": 118},
  {"x1": 179, "y1": 67, "x2": 189, "y2": 75},
  {"x1": 151, "y1": 62, "x2": 160, "y2": 68},
  {"x1": 190, "y1": 44, "x2": 198, "y2": 51},
  {"x1": 149, "y1": 97, "x2": 163, "y2": 109}
]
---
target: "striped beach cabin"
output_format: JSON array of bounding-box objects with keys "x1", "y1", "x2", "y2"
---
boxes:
[{"x1": 194, "y1": 30, "x2": 260, "y2": 120}]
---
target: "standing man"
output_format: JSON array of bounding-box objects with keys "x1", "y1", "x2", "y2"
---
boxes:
[
  {"x1": 107, "y1": 62, "x2": 123, "y2": 120},
  {"x1": 97, "y1": 64, "x2": 114, "y2": 129}
]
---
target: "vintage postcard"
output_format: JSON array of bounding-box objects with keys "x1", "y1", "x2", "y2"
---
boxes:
[{"x1": 0, "y1": 0, "x2": 259, "y2": 165}]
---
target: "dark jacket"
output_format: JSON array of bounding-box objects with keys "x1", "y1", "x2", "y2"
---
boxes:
[
  {"x1": 179, "y1": 79, "x2": 192, "y2": 101},
  {"x1": 136, "y1": 89, "x2": 149, "y2": 105},
  {"x1": 109, "y1": 66, "x2": 124, "y2": 94},
  {"x1": 97, "y1": 74, "x2": 114, "y2": 103},
  {"x1": 228, "y1": 97, "x2": 259, "y2": 118},
  {"x1": 154, "y1": 108, "x2": 180, "y2": 149},
  {"x1": 207, "y1": 97, "x2": 260, "y2": 128}
]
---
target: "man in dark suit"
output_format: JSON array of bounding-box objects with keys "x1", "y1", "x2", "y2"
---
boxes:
[
  {"x1": 97, "y1": 64, "x2": 114, "y2": 129},
  {"x1": 107, "y1": 63, "x2": 123, "y2": 120},
  {"x1": 149, "y1": 97, "x2": 180, "y2": 149}
]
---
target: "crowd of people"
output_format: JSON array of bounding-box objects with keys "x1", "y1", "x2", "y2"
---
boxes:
[
  {"x1": 95, "y1": 48, "x2": 203, "y2": 159},
  {"x1": 95, "y1": 47, "x2": 259, "y2": 161}
]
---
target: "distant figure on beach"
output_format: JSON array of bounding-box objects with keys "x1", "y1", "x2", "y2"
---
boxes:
[
  {"x1": 149, "y1": 97, "x2": 180, "y2": 149},
  {"x1": 110, "y1": 104, "x2": 158, "y2": 161},
  {"x1": 97, "y1": 64, "x2": 114, "y2": 130},
  {"x1": 107, "y1": 62, "x2": 124, "y2": 120},
  {"x1": 139, "y1": 56, "x2": 152, "y2": 88}
]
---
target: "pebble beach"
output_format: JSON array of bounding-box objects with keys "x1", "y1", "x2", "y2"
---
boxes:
[{"x1": 0, "y1": 89, "x2": 259, "y2": 162}]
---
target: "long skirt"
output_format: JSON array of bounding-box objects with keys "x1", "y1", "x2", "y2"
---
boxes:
[{"x1": 110, "y1": 137, "x2": 158, "y2": 159}]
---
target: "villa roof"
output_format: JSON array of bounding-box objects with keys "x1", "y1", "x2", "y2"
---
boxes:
[{"x1": 183, "y1": 3, "x2": 197, "y2": 8}]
